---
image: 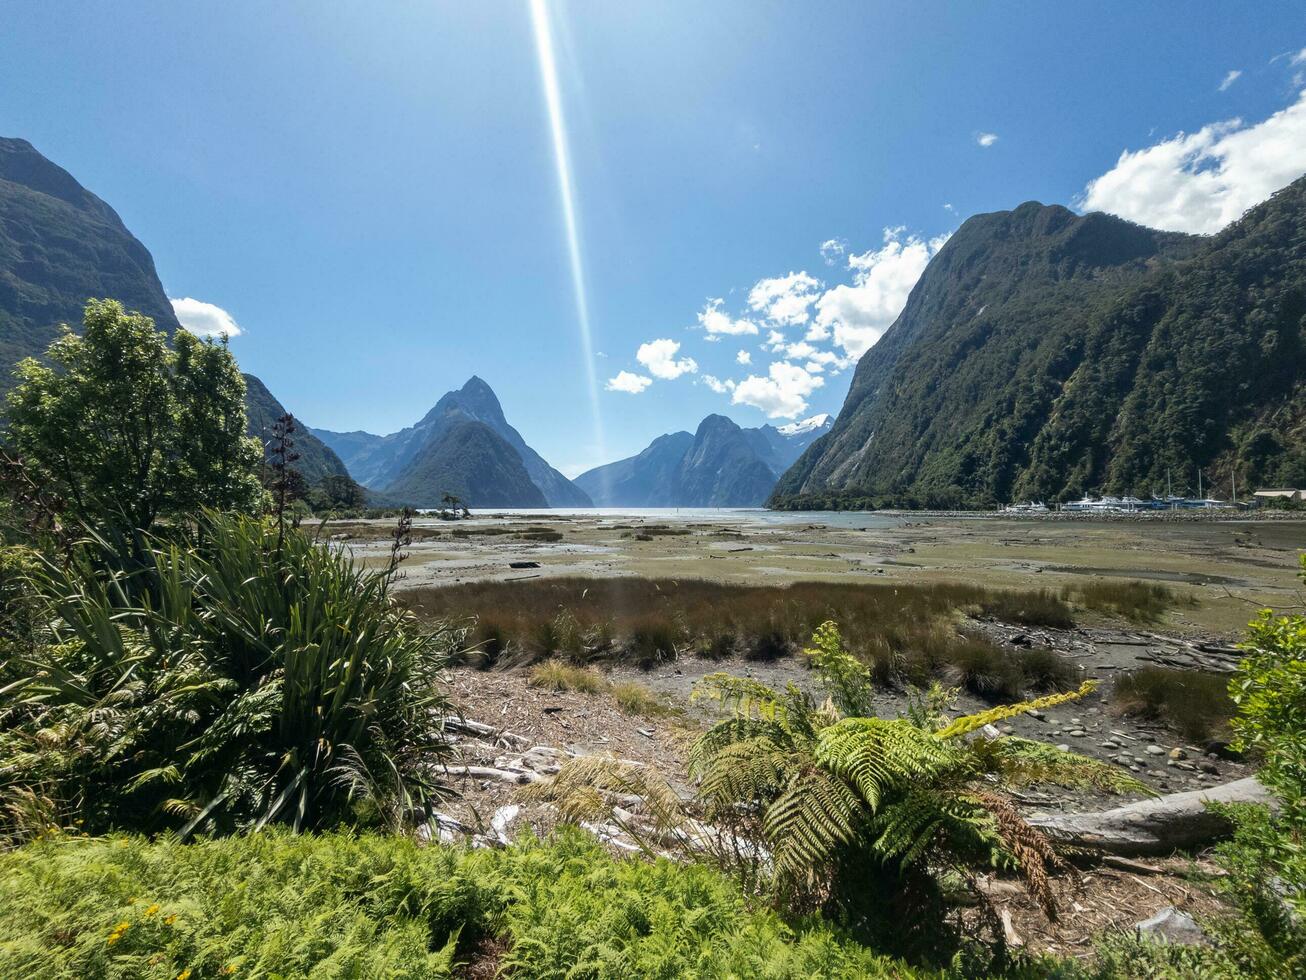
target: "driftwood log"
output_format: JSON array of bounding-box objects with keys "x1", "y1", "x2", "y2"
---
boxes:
[{"x1": 1029, "y1": 777, "x2": 1272, "y2": 856}]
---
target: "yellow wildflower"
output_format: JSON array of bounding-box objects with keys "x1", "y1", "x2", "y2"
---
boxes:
[
  {"x1": 144, "y1": 903, "x2": 160, "y2": 917},
  {"x1": 177, "y1": 970, "x2": 192, "y2": 980},
  {"x1": 107, "y1": 920, "x2": 131, "y2": 945},
  {"x1": 163, "y1": 913, "x2": 178, "y2": 925}
]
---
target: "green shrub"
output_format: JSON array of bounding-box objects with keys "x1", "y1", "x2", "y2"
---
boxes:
[
  {"x1": 0, "y1": 829, "x2": 923, "y2": 979},
  {"x1": 0, "y1": 513, "x2": 455, "y2": 840}
]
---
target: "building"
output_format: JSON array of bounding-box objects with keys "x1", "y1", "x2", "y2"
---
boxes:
[{"x1": 1253, "y1": 488, "x2": 1303, "y2": 504}]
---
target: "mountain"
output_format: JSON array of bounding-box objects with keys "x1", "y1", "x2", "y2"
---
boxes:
[
  {"x1": 313, "y1": 376, "x2": 587, "y2": 507},
  {"x1": 576, "y1": 413, "x2": 831, "y2": 507},
  {"x1": 382, "y1": 419, "x2": 546, "y2": 508},
  {"x1": 0, "y1": 136, "x2": 182, "y2": 394},
  {"x1": 241, "y1": 373, "x2": 353, "y2": 487},
  {"x1": 0, "y1": 137, "x2": 351, "y2": 495},
  {"x1": 772, "y1": 180, "x2": 1306, "y2": 509}
]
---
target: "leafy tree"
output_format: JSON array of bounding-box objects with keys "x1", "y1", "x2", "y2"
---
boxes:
[{"x1": 5, "y1": 299, "x2": 263, "y2": 529}]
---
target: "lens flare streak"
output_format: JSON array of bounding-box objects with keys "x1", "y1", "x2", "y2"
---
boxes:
[{"x1": 528, "y1": 0, "x2": 606, "y2": 475}]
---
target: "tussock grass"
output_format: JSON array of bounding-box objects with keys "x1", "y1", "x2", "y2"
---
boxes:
[
  {"x1": 1065, "y1": 579, "x2": 1190, "y2": 624},
  {"x1": 408, "y1": 578, "x2": 1085, "y2": 698},
  {"x1": 611, "y1": 681, "x2": 678, "y2": 718},
  {"x1": 0, "y1": 829, "x2": 917, "y2": 978},
  {"x1": 978, "y1": 589, "x2": 1075, "y2": 629},
  {"x1": 528, "y1": 662, "x2": 605, "y2": 693},
  {"x1": 1111, "y1": 667, "x2": 1234, "y2": 743},
  {"x1": 519, "y1": 529, "x2": 563, "y2": 542}
]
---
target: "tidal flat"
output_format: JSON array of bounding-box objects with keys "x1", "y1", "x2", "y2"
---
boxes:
[{"x1": 328, "y1": 511, "x2": 1305, "y2": 637}]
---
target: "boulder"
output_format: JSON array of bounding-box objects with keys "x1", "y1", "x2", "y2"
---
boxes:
[{"x1": 1135, "y1": 906, "x2": 1206, "y2": 945}]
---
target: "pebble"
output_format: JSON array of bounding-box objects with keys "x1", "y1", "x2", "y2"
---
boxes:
[
  {"x1": 1169, "y1": 747, "x2": 1188, "y2": 760},
  {"x1": 1146, "y1": 745, "x2": 1165, "y2": 756},
  {"x1": 1056, "y1": 743, "x2": 1070, "y2": 752},
  {"x1": 1067, "y1": 729, "x2": 1086, "y2": 737},
  {"x1": 1199, "y1": 761, "x2": 1220, "y2": 775},
  {"x1": 1101, "y1": 740, "x2": 1120, "y2": 749},
  {"x1": 1115, "y1": 754, "x2": 1134, "y2": 767}
]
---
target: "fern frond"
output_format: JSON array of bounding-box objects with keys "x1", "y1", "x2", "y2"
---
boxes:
[
  {"x1": 934, "y1": 680, "x2": 1098, "y2": 740},
  {"x1": 696, "y1": 737, "x2": 799, "y2": 813},
  {"x1": 763, "y1": 765, "x2": 864, "y2": 882},
  {"x1": 966, "y1": 790, "x2": 1068, "y2": 918},
  {"x1": 688, "y1": 717, "x2": 795, "y2": 775},
  {"x1": 975, "y1": 736, "x2": 1154, "y2": 795},
  {"x1": 691, "y1": 673, "x2": 783, "y2": 719},
  {"x1": 816, "y1": 718, "x2": 968, "y2": 812}
]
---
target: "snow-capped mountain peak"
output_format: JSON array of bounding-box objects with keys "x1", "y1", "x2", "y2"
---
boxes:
[{"x1": 777, "y1": 413, "x2": 832, "y2": 437}]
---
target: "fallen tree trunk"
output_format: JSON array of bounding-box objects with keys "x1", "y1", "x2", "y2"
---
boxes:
[{"x1": 1029, "y1": 777, "x2": 1273, "y2": 856}]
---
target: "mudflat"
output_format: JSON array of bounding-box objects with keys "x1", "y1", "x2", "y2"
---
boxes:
[{"x1": 326, "y1": 511, "x2": 1306, "y2": 637}]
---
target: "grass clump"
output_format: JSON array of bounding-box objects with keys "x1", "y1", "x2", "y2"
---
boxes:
[
  {"x1": 528, "y1": 662, "x2": 605, "y2": 693},
  {"x1": 519, "y1": 529, "x2": 563, "y2": 542},
  {"x1": 1066, "y1": 579, "x2": 1189, "y2": 623},
  {"x1": 1111, "y1": 667, "x2": 1235, "y2": 742},
  {"x1": 0, "y1": 829, "x2": 920, "y2": 979},
  {"x1": 611, "y1": 681, "x2": 677, "y2": 718},
  {"x1": 978, "y1": 589, "x2": 1075, "y2": 629}
]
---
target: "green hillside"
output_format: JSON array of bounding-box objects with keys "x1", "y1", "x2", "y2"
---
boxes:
[{"x1": 772, "y1": 178, "x2": 1306, "y2": 509}]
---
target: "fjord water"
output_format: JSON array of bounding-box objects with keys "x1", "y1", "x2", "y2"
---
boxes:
[{"x1": 449, "y1": 507, "x2": 910, "y2": 529}]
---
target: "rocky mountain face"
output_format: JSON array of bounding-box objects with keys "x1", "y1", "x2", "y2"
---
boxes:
[
  {"x1": 772, "y1": 179, "x2": 1306, "y2": 509},
  {"x1": 0, "y1": 137, "x2": 351, "y2": 495},
  {"x1": 241, "y1": 373, "x2": 352, "y2": 487},
  {"x1": 576, "y1": 413, "x2": 831, "y2": 507},
  {"x1": 0, "y1": 137, "x2": 183, "y2": 394},
  {"x1": 382, "y1": 418, "x2": 546, "y2": 508},
  {"x1": 313, "y1": 376, "x2": 587, "y2": 508}
]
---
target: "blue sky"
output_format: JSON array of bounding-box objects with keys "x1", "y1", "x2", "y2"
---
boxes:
[{"x1": 3, "y1": 3, "x2": 1305, "y2": 475}]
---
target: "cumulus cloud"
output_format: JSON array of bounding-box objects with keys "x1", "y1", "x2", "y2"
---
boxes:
[
  {"x1": 763, "y1": 329, "x2": 787, "y2": 351},
  {"x1": 170, "y1": 297, "x2": 242, "y2": 337},
  {"x1": 636, "y1": 338, "x2": 698, "y2": 380},
  {"x1": 812, "y1": 227, "x2": 949, "y2": 358},
  {"x1": 697, "y1": 298, "x2": 758, "y2": 337},
  {"x1": 736, "y1": 350, "x2": 751, "y2": 365},
  {"x1": 747, "y1": 271, "x2": 821, "y2": 325},
  {"x1": 606, "y1": 371, "x2": 652, "y2": 394},
  {"x1": 1218, "y1": 69, "x2": 1242, "y2": 92},
  {"x1": 976, "y1": 132, "x2": 999, "y2": 147},
  {"x1": 701, "y1": 375, "x2": 735, "y2": 394},
  {"x1": 1078, "y1": 89, "x2": 1306, "y2": 234},
  {"x1": 819, "y1": 238, "x2": 847, "y2": 265},
  {"x1": 731, "y1": 361, "x2": 824, "y2": 418}
]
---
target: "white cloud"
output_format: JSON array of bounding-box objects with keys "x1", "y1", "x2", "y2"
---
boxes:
[
  {"x1": 736, "y1": 350, "x2": 751, "y2": 365},
  {"x1": 976, "y1": 132, "x2": 999, "y2": 147},
  {"x1": 781, "y1": 340, "x2": 818, "y2": 360},
  {"x1": 701, "y1": 375, "x2": 735, "y2": 394},
  {"x1": 606, "y1": 371, "x2": 652, "y2": 394},
  {"x1": 636, "y1": 338, "x2": 698, "y2": 380},
  {"x1": 1079, "y1": 89, "x2": 1306, "y2": 234},
  {"x1": 1218, "y1": 69, "x2": 1242, "y2": 92},
  {"x1": 763, "y1": 329, "x2": 787, "y2": 351},
  {"x1": 812, "y1": 227, "x2": 949, "y2": 359},
  {"x1": 170, "y1": 297, "x2": 242, "y2": 337},
  {"x1": 804, "y1": 322, "x2": 830, "y2": 342},
  {"x1": 819, "y1": 238, "x2": 847, "y2": 265},
  {"x1": 747, "y1": 271, "x2": 821, "y2": 325},
  {"x1": 943, "y1": 202, "x2": 955, "y2": 213},
  {"x1": 731, "y1": 361, "x2": 825, "y2": 418},
  {"x1": 697, "y1": 297, "x2": 758, "y2": 337}
]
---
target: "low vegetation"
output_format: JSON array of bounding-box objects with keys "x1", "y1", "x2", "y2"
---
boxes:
[
  {"x1": 1064, "y1": 579, "x2": 1190, "y2": 624},
  {"x1": 526, "y1": 663, "x2": 679, "y2": 718},
  {"x1": 533, "y1": 622, "x2": 1145, "y2": 967},
  {"x1": 0, "y1": 828, "x2": 925, "y2": 979},
  {"x1": 409, "y1": 577, "x2": 1085, "y2": 700},
  {"x1": 1110, "y1": 667, "x2": 1235, "y2": 743}
]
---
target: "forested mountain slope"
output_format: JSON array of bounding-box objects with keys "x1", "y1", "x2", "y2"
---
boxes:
[
  {"x1": 772, "y1": 179, "x2": 1306, "y2": 508},
  {"x1": 382, "y1": 418, "x2": 547, "y2": 508}
]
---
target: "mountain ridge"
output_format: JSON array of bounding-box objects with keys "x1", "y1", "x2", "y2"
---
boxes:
[
  {"x1": 577, "y1": 412, "x2": 831, "y2": 507},
  {"x1": 772, "y1": 180, "x2": 1306, "y2": 508}
]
